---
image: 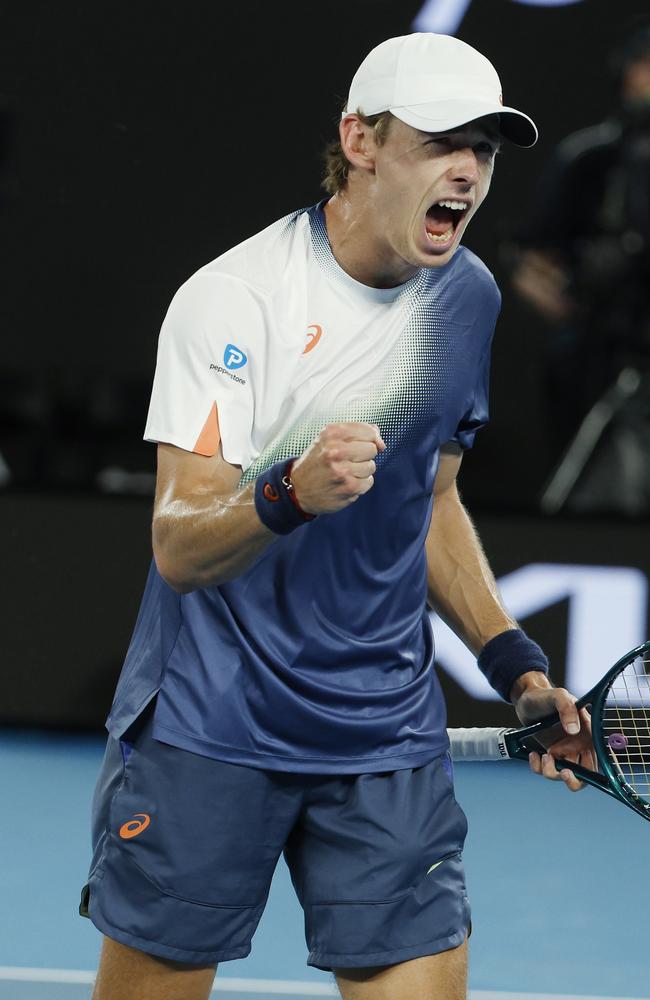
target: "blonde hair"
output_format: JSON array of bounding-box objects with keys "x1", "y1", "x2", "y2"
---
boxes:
[{"x1": 321, "y1": 110, "x2": 393, "y2": 195}]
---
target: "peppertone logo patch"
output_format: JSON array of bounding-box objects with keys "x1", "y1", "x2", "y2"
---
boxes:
[
  {"x1": 224, "y1": 344, "x2": 247, "y2": 370},
  {"x1": 210, "y1": 362, "x2": 247, "y2": 386}
]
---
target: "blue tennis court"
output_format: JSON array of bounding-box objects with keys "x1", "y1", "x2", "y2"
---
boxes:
[{"x1": 2, "y1": 727, "x2": 647, "y2": 1000}]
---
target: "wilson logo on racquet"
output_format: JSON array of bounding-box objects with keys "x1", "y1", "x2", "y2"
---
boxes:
[
  {"x1": 263, "y1": 483, "x2": 280, "y2": 502},
  {"x1": 119, "y1": 813, "x2": 151, "y2": 840}
]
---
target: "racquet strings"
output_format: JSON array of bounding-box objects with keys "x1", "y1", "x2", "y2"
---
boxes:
[{"x1": 602, "y1": 652, "x2": 650, "y2": 805}]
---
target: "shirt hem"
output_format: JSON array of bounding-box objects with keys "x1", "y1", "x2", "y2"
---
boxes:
[
  {"x1": 143, "y1": 426, "x2": 253, "y2": 472},
  {"x1": 152, "y1": 722, "x2": 450, "y2": 774}
]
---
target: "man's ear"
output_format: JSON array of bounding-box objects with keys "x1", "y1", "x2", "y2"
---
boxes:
[{"x1": 339, "y1": 114, "x2": 377, "y2": 173}]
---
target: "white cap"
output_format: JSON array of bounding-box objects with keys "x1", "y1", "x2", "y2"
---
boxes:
[{"x1": 346, "y1": 33, "x2": 538, "y2": 147}]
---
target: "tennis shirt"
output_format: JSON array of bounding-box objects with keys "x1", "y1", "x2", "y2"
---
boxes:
[{"x1": 106, "y1": 202, "x2": 501, "y2": 773}]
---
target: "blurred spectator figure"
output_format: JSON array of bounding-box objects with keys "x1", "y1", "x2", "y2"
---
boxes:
[{"x1": 512, "y1": 24, "x2": 650, "y2": 514}]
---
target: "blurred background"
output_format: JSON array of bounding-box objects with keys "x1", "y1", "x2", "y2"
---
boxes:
[
  {"x1": 2, "y1": 2, "x2": 650, "y2": 997},
  {"x1": 2, "y1": 0, "x2": 650, "y2": 730}
]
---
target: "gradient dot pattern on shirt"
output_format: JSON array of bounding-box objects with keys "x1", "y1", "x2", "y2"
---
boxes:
[{"x1": 240, "y1": 208, "x2": 459, "y2": 485}]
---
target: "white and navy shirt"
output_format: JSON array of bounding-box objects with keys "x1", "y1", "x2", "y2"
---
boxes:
[{"x1": 108, "y1": 203, "x2": 501, "y2": 773}]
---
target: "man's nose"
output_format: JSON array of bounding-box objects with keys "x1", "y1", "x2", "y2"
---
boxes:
[{"x1": 448, "y1": 148, "x2": 480, "y2": 186}]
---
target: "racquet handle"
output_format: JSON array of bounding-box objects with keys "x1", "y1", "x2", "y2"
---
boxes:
[{"x1": 447, "y1": 727, "x2": 515, "y2": 761}]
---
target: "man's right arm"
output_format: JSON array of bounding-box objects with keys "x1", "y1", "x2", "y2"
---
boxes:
[{"x1": 152, "y1": 422, "x2": 385, "y2": 593}]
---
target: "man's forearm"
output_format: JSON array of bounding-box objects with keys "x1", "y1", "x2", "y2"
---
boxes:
[
  {"x1": 153, "y1": 483, "x2": 276, "y2": 592},
  {"x1": 153, "y1": 422, "x2": 384, "y2": 593},
  {"x1": 425, "y1": 484, "x2": 517, "y2": 655}
]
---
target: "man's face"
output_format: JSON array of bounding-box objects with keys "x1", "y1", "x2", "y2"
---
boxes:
[{"x1": 364, "y1": 115, "x2": 500, "y2": 271}]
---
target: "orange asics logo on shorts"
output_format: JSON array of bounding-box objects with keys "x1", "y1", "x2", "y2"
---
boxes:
[
  {"x1": 303, "y1": 324, "x2": 322, "y2": 354},
  {"x1": 263, "y1": 483, "x2": 280, "y2": 502},
  {"x1": 119, "y1": 813, "x2": 151, "y2": 840}
]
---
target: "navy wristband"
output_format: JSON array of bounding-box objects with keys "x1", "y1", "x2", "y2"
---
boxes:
[
  {"x1": 254, "y1": 459, "x2": 316, "y2": 536},
  {"x1": 477, "y1": 628, "x2": 549, "y2": 703}
]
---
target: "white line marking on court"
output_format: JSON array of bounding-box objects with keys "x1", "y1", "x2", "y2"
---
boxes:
[
  {"x1": 0, "y1": 969, "x2": 646, "y2": 999},
  {"x1": 213, "y1": 980, "x2": 337, "y2": 995},
  {"x1": 471, "y1": 996, "x2": 649, "y2": 1000},
  {"x1": 0, "y1": 968, "x2": 95, "y2": 984}
]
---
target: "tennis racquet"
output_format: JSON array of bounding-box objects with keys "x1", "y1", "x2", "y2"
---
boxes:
[{"x1": 447, "y1": 640, "x2": 650, "y2": 822}]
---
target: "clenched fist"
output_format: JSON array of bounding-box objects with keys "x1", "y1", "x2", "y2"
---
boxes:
[{"x1": 290, "y1": 422, "x2": 386, "y2": 515}]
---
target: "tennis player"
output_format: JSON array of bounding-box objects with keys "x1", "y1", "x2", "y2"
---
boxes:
[{"x1": 81, "y1": 33, "x2": 594, "y2": 1000}]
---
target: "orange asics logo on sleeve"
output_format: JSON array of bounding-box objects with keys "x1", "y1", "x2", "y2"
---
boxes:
[
  {"x1": 263, "y1": 483, "x2": 280, "y2": 502},
  {"x1": 303, "y1": 324, "x2": 322, "y2": 354},
  {"x1": 119, "y1": 813, "x2": 151, "y2": 840}
]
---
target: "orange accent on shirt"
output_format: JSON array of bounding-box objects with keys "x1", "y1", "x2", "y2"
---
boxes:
[
  {"x1": 193, "y1": 402, "x2": 221, "y2": 456},
  {"x1": 303, "y1": 324, "x2": 322, "y2": 354},
  {"x1": 119, "y1": 813, "x2": 151, "y2": 840},
  {"x1": 263, "y1": 483, "x2": 280, "y2": 502}
]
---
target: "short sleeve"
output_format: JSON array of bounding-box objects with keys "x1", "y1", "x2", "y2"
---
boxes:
[
  {"x1": 450, "y1": 277, "x2": 501, "y2": 451},
  {"x1": 452, "y1": 341, "x2": 491, "y2": 450},
  {"x1": 144, "y1": 272, "x2": 264, "y2": 470}
]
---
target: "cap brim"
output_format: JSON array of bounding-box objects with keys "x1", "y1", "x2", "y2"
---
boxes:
[{"x1": 390, "y1": 100, "x2": 538, "y2": 147}]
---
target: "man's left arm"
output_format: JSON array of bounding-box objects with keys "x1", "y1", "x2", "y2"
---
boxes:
[{"x1": 426, "y1": 444, "x2": 595, "y2": 790}]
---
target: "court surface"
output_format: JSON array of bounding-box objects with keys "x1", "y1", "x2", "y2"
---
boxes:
[{"x1": 2, "y1": 728, "x2": 647, "y2": 1000}]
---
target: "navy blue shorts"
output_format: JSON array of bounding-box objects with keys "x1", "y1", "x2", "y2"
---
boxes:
[{"x1": 82, "y1": 707, "x2": 470, "y2": 970}]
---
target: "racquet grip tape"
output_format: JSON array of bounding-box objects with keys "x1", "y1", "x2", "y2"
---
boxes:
[{"x1": 447, "y1": 727, "x2": 515, "y2": 761}]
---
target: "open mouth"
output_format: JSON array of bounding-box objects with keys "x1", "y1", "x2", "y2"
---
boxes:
[{"x1": 424, "y1": 199, "x2": 470, "y2": 247}]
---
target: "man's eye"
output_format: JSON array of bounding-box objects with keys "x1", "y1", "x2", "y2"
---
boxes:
[
  {"x1": 423, "y1": 138, "x2": 449, "y2": 154},
  {"x1": 476, "y1": 142, "x2": 498, "y2": 157}
]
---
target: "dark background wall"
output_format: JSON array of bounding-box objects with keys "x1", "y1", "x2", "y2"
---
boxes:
[
  {"x1": 2, "y1": 0, "x2": 649, "y2": 501},
  {"x1": 2, "y1": 0, "x2": 650, "y2": 729}
]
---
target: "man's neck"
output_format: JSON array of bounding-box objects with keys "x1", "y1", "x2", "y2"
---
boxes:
[{"x1": 323, "y1": 192, "x2": 420, "y2": 289}]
